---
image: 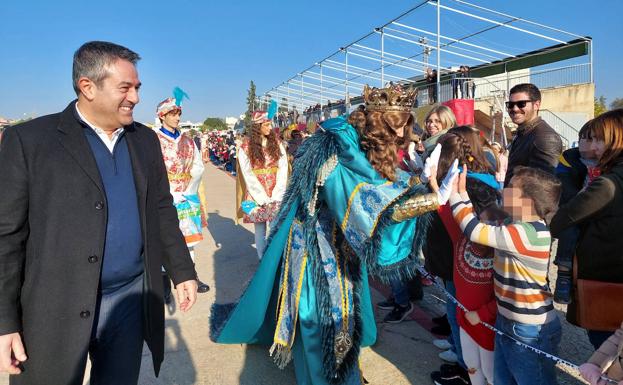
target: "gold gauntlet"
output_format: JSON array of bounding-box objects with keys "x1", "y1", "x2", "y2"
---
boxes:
[
  {"x1": 391, "y1": 192, "x2": 439, "y2": 222},
  {"x1": 408, "y1": 175, "x2": 422, "y2": 187}
]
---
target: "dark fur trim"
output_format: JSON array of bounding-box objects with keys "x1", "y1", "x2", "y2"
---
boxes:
[
  {"x1": 209, "y1": 303, "x2": 238, "y2": 341},
  {"x1": 306, "y1": 213, "x2": 365, "y2": 384},
  {"x1": 210, "y1": 130, "x2": 340, "y2": 343},
  {"x1": 266, "y1": 130, "x2": 339, "y2": 244}
]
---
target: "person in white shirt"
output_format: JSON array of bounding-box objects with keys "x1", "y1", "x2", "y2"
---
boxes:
[{"x1": 235, "y1": 111, "x2": 288, "y2": 259}]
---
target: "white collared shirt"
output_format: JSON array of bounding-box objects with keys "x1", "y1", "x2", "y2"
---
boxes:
[{"x1": 75, "y1": 103, "x2": 124, "y2": 153}]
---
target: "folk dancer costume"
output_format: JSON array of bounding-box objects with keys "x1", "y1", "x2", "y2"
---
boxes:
[
  {"x1": 156, "y1": 96, "x2": 209, "y2": 294},
  {"x1": 213, "y1": 84, "x2": 460, "y2": 384},
  {"x1": 236, "y1": 109, "x2": 289, "y2": 259}
]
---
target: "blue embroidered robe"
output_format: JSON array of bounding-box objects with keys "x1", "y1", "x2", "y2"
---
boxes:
[{"x1": 211, "y1": 116, "x2": 431, "y2": 385}]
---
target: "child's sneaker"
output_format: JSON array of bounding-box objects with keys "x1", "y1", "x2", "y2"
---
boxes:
[
  {"x1": 383, "y1": 302, "x2": 414, "y2": 323},
  {"x1": 438, "y1": 349, "x2": 458, "y2": 363},
  {"x1": 376, "y1": 296, "x2": 397, "y2": 310},
  {"x1": 554, "y1": 272, "x2": 572, "y2": 304},
  {"x1": 433, "y1": 339, "x2": 453, "y2": 350},
  {"x1": 431, "y1": 366, "x2": 471, "y2": 385}
]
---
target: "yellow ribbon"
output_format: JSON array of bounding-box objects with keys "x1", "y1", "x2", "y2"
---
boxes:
[{"x1": 253, "y1": 167, "x2": 279, "y2": 175}]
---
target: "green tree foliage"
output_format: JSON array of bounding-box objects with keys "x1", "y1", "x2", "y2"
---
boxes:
[
  {"x1": 244, "y1": 80, "x2": 257, "y2": 131},
  {"x1": 594, "y1": 96, "x2": 607, "y2": 117},
  {"x1": 610, "y1": 98, "x2": 623, "y2": 110},
  {"x1": 201, "y1": 117, "x2": 228, "y2": 131}
]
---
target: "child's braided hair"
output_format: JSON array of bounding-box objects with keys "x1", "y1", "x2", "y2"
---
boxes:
[{"x1": 436, "y1": 126, "x2": 492, "y2": 181}]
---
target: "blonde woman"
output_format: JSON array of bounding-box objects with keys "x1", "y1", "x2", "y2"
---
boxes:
[{"x1": 423, "y1": 104, "x2": 457, "y2": 153}]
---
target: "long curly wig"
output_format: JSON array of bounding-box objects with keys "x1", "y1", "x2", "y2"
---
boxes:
[
  {"x1": 349, "y1": 109, "x2": 415, "y2": 181},
  {"x1": 247, "y1": 122, "x2": 282, "y2": 167}
]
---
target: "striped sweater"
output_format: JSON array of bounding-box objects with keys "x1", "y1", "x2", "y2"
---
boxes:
[{"x1": 449, "y1": 192, "x2": 555, "y2": 325}]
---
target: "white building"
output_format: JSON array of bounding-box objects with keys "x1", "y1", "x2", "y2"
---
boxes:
[{"x1": 225, "y1": 116, "x2": 239, "y2": 130}]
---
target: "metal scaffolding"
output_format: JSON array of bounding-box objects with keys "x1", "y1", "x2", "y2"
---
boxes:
[{"x1": 257, "y1": 0, "x2": 591, "y2": 113}]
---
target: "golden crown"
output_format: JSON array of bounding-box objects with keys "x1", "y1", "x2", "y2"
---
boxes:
[{"x1": 363, "y1": 83, "x2": 418, "y2": 113}]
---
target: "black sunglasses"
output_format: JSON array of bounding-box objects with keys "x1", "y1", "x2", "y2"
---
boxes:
[{"x1": 505, "y1": 100, "x2": 533, "y2": 109}]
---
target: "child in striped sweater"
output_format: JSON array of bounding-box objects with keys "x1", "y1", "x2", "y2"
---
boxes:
[{"x1": 449, "y1": 165, "x2": 562, "y2": 385}]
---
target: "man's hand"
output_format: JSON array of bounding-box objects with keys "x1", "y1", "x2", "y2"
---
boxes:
[
  {"x1": 0, "y1": 333, "x2": 27, "y2": 375},
  {"x1": 175, "y1": 280, "x2": 198, "y2": 312}
]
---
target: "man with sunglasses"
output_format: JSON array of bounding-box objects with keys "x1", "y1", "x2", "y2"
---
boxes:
[{"x1": 504, "y1": 83, "x2": 562, "y2": 186}]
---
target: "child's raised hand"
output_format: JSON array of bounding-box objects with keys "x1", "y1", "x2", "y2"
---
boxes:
[
  {"x1": 464, "y1": 311, "x2": 481, "y2": 326},
  {"x1": 458, "y1": 163, "x2": 468, "y2": 193}
]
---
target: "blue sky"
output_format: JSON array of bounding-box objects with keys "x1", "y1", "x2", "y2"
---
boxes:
[{"x1": 1, "y1": 0, "x2": 621, "y2": 123}]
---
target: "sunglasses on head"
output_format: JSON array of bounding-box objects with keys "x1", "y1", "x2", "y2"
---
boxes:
[{"x1": 505, "y1": 100, "x2": 533, "y2": 109}]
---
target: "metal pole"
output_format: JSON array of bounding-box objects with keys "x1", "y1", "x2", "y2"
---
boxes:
[
  {"x1": 381, "y1": 28, "x2": 385, "y2": 87},
  {"x1": 490, "y1": 105, "x2": 496, "y2": 142},
  {"x1": 505, "y1": 64, "x2": 510, "y2": 98},
  {"x1": 345, "y1": 49, "x2": 350, "y2": 108},
  {"x1": 590, "y1": 40, "x2": 594, "y2": 84},
  {"x1": 320, "y1": 64, "x2": 324, "y2": 107},
  {"x1": 436, "y1": 0, "x2": 441, "y2": 102},
  {"x1": 300, "y1": 74, "x2": 304, "y2": 111}
]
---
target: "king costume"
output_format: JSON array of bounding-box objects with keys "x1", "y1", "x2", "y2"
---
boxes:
[{"x1": 212, "y1": 85, "x2": 442, "y2": 384}]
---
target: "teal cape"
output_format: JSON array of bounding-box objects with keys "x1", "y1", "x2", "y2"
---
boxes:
[{"x1": 211, "y1": 116, "x2": 432, "y2": 385}]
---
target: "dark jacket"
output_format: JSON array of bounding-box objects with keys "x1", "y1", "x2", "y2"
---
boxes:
[
  {"x1": 550, "y1": 160, "x2": 623, "y2": 325},
  {"x1": 423, "y1": 212, "x2": 454, "y2": 281},
  {"x1": 0, "y1": 102, "x2": 197, "y2": 385},
  {"x1": 555, "y1": 147, "x2": 588, "y2": 205},
  {"x1": 505, "y1": 117, "x2": 562, "y2": 186}
]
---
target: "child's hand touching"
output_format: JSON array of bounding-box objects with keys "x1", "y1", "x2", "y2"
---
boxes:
[
  {"x1": 579, "y1": 363, "x2": 608, "y2": 385},
  {"x1": 458, "y1": 163, "x2": 467, "y2": 193},
  {"x1": 451, "y1": 163, "x2": 468, "y2": 195},
  {"x1": 464, "y1": 311, "x2": 481, "y2": 326}
]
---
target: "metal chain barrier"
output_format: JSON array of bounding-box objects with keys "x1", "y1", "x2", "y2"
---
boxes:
[{"x1": 414, "y1": 265, "x2": 618, "y2": 385}]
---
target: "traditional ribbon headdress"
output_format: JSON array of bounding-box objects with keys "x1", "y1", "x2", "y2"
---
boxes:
[
  {"x1": 251, "y1": 100, "x2": 279, "y2": 124},
  {"x1": 157, "y1": 86, "x2": 189, "y2": 117}
]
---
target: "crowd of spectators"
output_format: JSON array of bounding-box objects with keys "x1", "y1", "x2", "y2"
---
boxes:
[
  {"x1": 302, "y1": 99, "x2": 347, "y2": 123},
  {"x1": 370, "y1": 83, "x2": 623, "y2": 385},
  {"x1": 202, "y1": 130, "x2": 238, "y2": 175},
  {"x1": 203, "y1": 82, "x2": 623, "y2": 385}
]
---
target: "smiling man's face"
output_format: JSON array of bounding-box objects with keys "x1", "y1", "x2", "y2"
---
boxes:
[{"x1": 91, "y1": 58, "x2": 141, "y2": 130}]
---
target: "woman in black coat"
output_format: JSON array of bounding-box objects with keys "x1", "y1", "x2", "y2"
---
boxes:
[{"x1": 550, "y1": 109, "x2": 623, "y2": 349}]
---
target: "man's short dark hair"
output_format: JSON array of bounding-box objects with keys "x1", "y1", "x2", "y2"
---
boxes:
[
  {"x1": 72, "y1": 41, "x2": 141, "y2": 95},
  {"x1": 509, "y1": 83, "x2": 541, "y2": 102}
]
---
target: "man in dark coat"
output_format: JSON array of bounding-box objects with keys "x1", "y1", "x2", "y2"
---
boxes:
[
  {"x1": 0, "y1": 41, "x2": 198, "y2": 385},
  {"x1": 504, "y1": 83, "x2": 562, "y2": 186}
]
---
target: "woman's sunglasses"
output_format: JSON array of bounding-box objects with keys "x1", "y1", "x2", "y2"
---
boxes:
[{"x1": 505, "y1": 100, "x2": 533, "y2": 109}]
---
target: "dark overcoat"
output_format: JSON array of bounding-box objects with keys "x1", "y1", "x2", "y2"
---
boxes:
[
  {"x1": 551, "y1": 160, "x2": 623, "y2": 326},
  {"x1": 0, "y1": 101, "x2": 197, "y2": 384}
]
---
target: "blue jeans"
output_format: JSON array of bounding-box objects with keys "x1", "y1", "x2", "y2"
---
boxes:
[
  {"x1": 554, "y1": 225, "x2": 580, "y2": 270},
  {"x1": 445, "y1": 281, "x2": 466, "y2": 369},
  {"x1": 494, "y1": 314, "x2": 562, "y2": 385},
  {"x1": 390, "y1": 278, "x2": 409, "y2": 307}
]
